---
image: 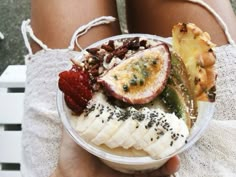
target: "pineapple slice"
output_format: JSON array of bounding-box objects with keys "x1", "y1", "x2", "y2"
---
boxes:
[{"x1": 172, "y1": 23, "x2": 217, "y2": 102}]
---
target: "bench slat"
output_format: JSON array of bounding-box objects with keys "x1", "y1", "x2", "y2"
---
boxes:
[
  {"x1": 0, "y1": 131, "x2": 22, "y2": 163},
  {"x1": 0, "y1": 65, "x2": 26, "y2": 88},
  {"x1": 0, "y1": 93, "x2": 24, "y2": 124},
  {"x1": 0, "y1": 171, "x2": 21, "y2": 177}
]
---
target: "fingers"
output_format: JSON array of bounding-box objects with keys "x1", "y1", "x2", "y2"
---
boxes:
[{"x1": 148, "y1": 156, "x2": 180, "y2": 177}]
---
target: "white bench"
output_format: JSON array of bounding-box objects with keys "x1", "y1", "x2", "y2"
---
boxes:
[{"x1": 0, "y1": 65, "x2": 26, "y2": 177}]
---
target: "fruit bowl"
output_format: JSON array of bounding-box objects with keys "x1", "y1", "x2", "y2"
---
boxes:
[{"x1": 57, "y1": 34, "x2": 215, "y2": 173}]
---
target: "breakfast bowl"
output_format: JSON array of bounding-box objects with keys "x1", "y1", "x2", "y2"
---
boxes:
[{"x1": 57, "y1": 31, "x2": 216, "y2": 173}]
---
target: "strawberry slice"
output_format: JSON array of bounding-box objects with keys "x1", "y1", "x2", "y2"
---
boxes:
[{"x1": 58, "y1": 65, "x2": 93, "y2": 114}]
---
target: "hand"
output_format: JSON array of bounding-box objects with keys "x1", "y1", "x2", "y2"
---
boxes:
[{"x1": 51, "y1": 129, "x2": 180, "y2": 177}]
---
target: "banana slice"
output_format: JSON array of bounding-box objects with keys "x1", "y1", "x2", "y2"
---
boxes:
[
  {"x1": 122, "y1": 108, "x2": 149, "y2": 149},
  {"x1": 75, "y1": 74, "x2": 189, "y2": 159},
  {"x1": 106, "y1": 114, "x2": 139, "y2": 149},
  {"x1": 144, "y1": 114, "x2": 189, "y2": 159},
  {"x1": 132, "y1": 118, "x2": 151, "y2": 150},
  {"x1": 91, "y1": 112, "x2": 123, "y2": 145},
  {"x1": 76, "y1": 106, "x2": 99, "y2": 133},
  {"x1": 78, "y1": 93, "x2": 111, "y2": 141}
]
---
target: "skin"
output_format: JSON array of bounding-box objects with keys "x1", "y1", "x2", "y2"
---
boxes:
[
  {"x1": 30, "y1": 0, "x2": 236, "y2": 176},
  {"x1": 50, "y1": 129, "x2": 180, "y2": 177},
  {"x1": 31, "y1": 0, "x2": 121, "y2": 52},
  {"x1": 126, "y1": 0, "x2": 236, "y2": 45}
]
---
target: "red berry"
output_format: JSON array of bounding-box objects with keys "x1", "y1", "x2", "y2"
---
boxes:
[{"x1": 58, "y1": 65, "x2": 93, "y2": 114}]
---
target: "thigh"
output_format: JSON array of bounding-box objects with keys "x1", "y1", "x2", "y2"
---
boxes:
[
  {"x1": 126, "y1": 0, "x2": 236, "y2": 45},
  {"x1": 31, "y1": 0, "x2": 121, "y2": 52}
]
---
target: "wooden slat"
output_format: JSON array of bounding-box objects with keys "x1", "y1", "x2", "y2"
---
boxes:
[
  {"x1": 0, "y1": 65, "x2": 25, "y2": 174},
  {"x1": 0, "y1": 93, "x2": 24, "y2": 124},
  {"x1": 0, "y1": 171, "x2": 22, "y2": 177},
  {"x1": 0, "y1": 65, "x2": 26, "y2": 88},
  {"x1": 0, "y1": 131, "x2": 22, "y2": 163}
]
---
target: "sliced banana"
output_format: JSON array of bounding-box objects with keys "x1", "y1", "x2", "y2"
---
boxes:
[
  {"x1": 106, "y1": 116, "x2": 139, "y2": 149},
  {"x1": 122, "y1": 108, "x2": 149, "y2": 149},
  {"x1": 144, "y1": 114, "x2": 189, "y2": 158},
  {"x1": 75, "y1": 92, "x2": 189, "y2": 159},
  {"x1": 92, "y1": 112, "x2": 123, "y2": 145}
]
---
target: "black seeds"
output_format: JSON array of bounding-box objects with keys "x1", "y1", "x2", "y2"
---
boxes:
[
  {"x1": 170, "y1": 141, "x2": 173, "y2": 146},
  {"x1": 117, "y1": 110, "x2": 130, "y2": 121},
  {"x1": 142, "y1": 71, "x2": 149, "y2": 78},
  {"x1": 139, "y1": 79, "x2": 144, "y2": 86},
  {"x1": 87, "y1": 104, "x2": 95, "y2": 113},
  {"x1": 150, "y1": 138, "x2": 153, "y2": 141},
  {"x1": 152, "y1": 60, "x2": 157, "y2": 65},
  {"x1": 130, "y1": 79, "x2": 137, "y2": 86},
  {"x1": 113, "y1": 75, "x2": 118, "y2": 80},
  {"x1": 135, "y1": 113, "x2": 145, "y2": 121},
  {"x1": 123, "y1": 84, "x2": 129, "y2": 92},
  {"x1": 147, "y1": 119, "x2": 156, "y2": 128}
]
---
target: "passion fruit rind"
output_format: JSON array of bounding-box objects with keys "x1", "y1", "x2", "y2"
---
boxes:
[{"x1": 98, "y1": 44, "x2": 171, "y2": 105}]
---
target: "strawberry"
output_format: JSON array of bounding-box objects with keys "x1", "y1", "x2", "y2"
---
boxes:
[{"x1": 58, "y1": 65, "x2": 93, "y2": 114}]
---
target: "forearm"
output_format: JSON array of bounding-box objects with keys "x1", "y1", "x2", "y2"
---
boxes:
[{"x1": 31, "y1": 0, "x2": 121, "y2": 52}]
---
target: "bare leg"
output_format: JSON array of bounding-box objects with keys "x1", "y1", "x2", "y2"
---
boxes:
[
  {"x1": 31, "y1": 0, "x2": 121, "y2": 52},
  {"x1": 126, "y1": 0, "x2": 236, "y2": 45}
]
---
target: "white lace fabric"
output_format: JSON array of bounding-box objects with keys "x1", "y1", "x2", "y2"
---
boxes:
[
  {"x1": 21, "y1": 42, "x2": 236, "y2": 177},
  {"x1": 21, "y1": 50, "x2": 72, "y2": 177}
]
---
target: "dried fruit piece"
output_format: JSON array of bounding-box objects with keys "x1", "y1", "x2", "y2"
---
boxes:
[
  {"x1": 58, "y1": 65, "x2": 93, "y2": 114},
  {"x1": 98, "y1": 44, "x2": 171, "y2": 104},
  {"x1": 172, "y1": 23, "x2": 216, "y2": 102},
  {"x1": 86, "y1": 48, "x2": 99, "y2": 55},
  {"x1": 161, "y1": 85, "x2": 192, "y2": 129},
  {"x1": 169, "y1": 53, "x2": 198, "y2": 117},
  {"x1": 161, "y1": 53, "x2": 198, "y2": 129}
]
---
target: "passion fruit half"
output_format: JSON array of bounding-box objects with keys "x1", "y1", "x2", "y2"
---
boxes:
[{"x1": 98, "y1": 44, "x2": 171, "y2": 104}]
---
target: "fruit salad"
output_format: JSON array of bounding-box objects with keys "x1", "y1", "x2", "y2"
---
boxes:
[{"x1": 58, "y1": 23, "x2": 216, "y2": 159}]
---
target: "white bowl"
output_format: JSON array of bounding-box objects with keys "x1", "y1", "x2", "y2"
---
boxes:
[{"x1": 57, "y1": 34, "x2": 215, "y2": 173}]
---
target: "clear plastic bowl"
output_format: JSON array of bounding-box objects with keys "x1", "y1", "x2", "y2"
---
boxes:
[{"x1": 57, "y1": 34, "x2": 215, "y2": 173}]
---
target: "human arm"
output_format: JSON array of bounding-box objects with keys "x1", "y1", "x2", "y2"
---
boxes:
[{"x1": 49, "y1": 129, "x2": 180, "y2": 177}]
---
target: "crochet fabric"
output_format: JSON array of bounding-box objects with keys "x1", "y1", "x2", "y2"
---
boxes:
[{"x1": 21, "y1": 44, "x2": 236, "y2": 177}]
